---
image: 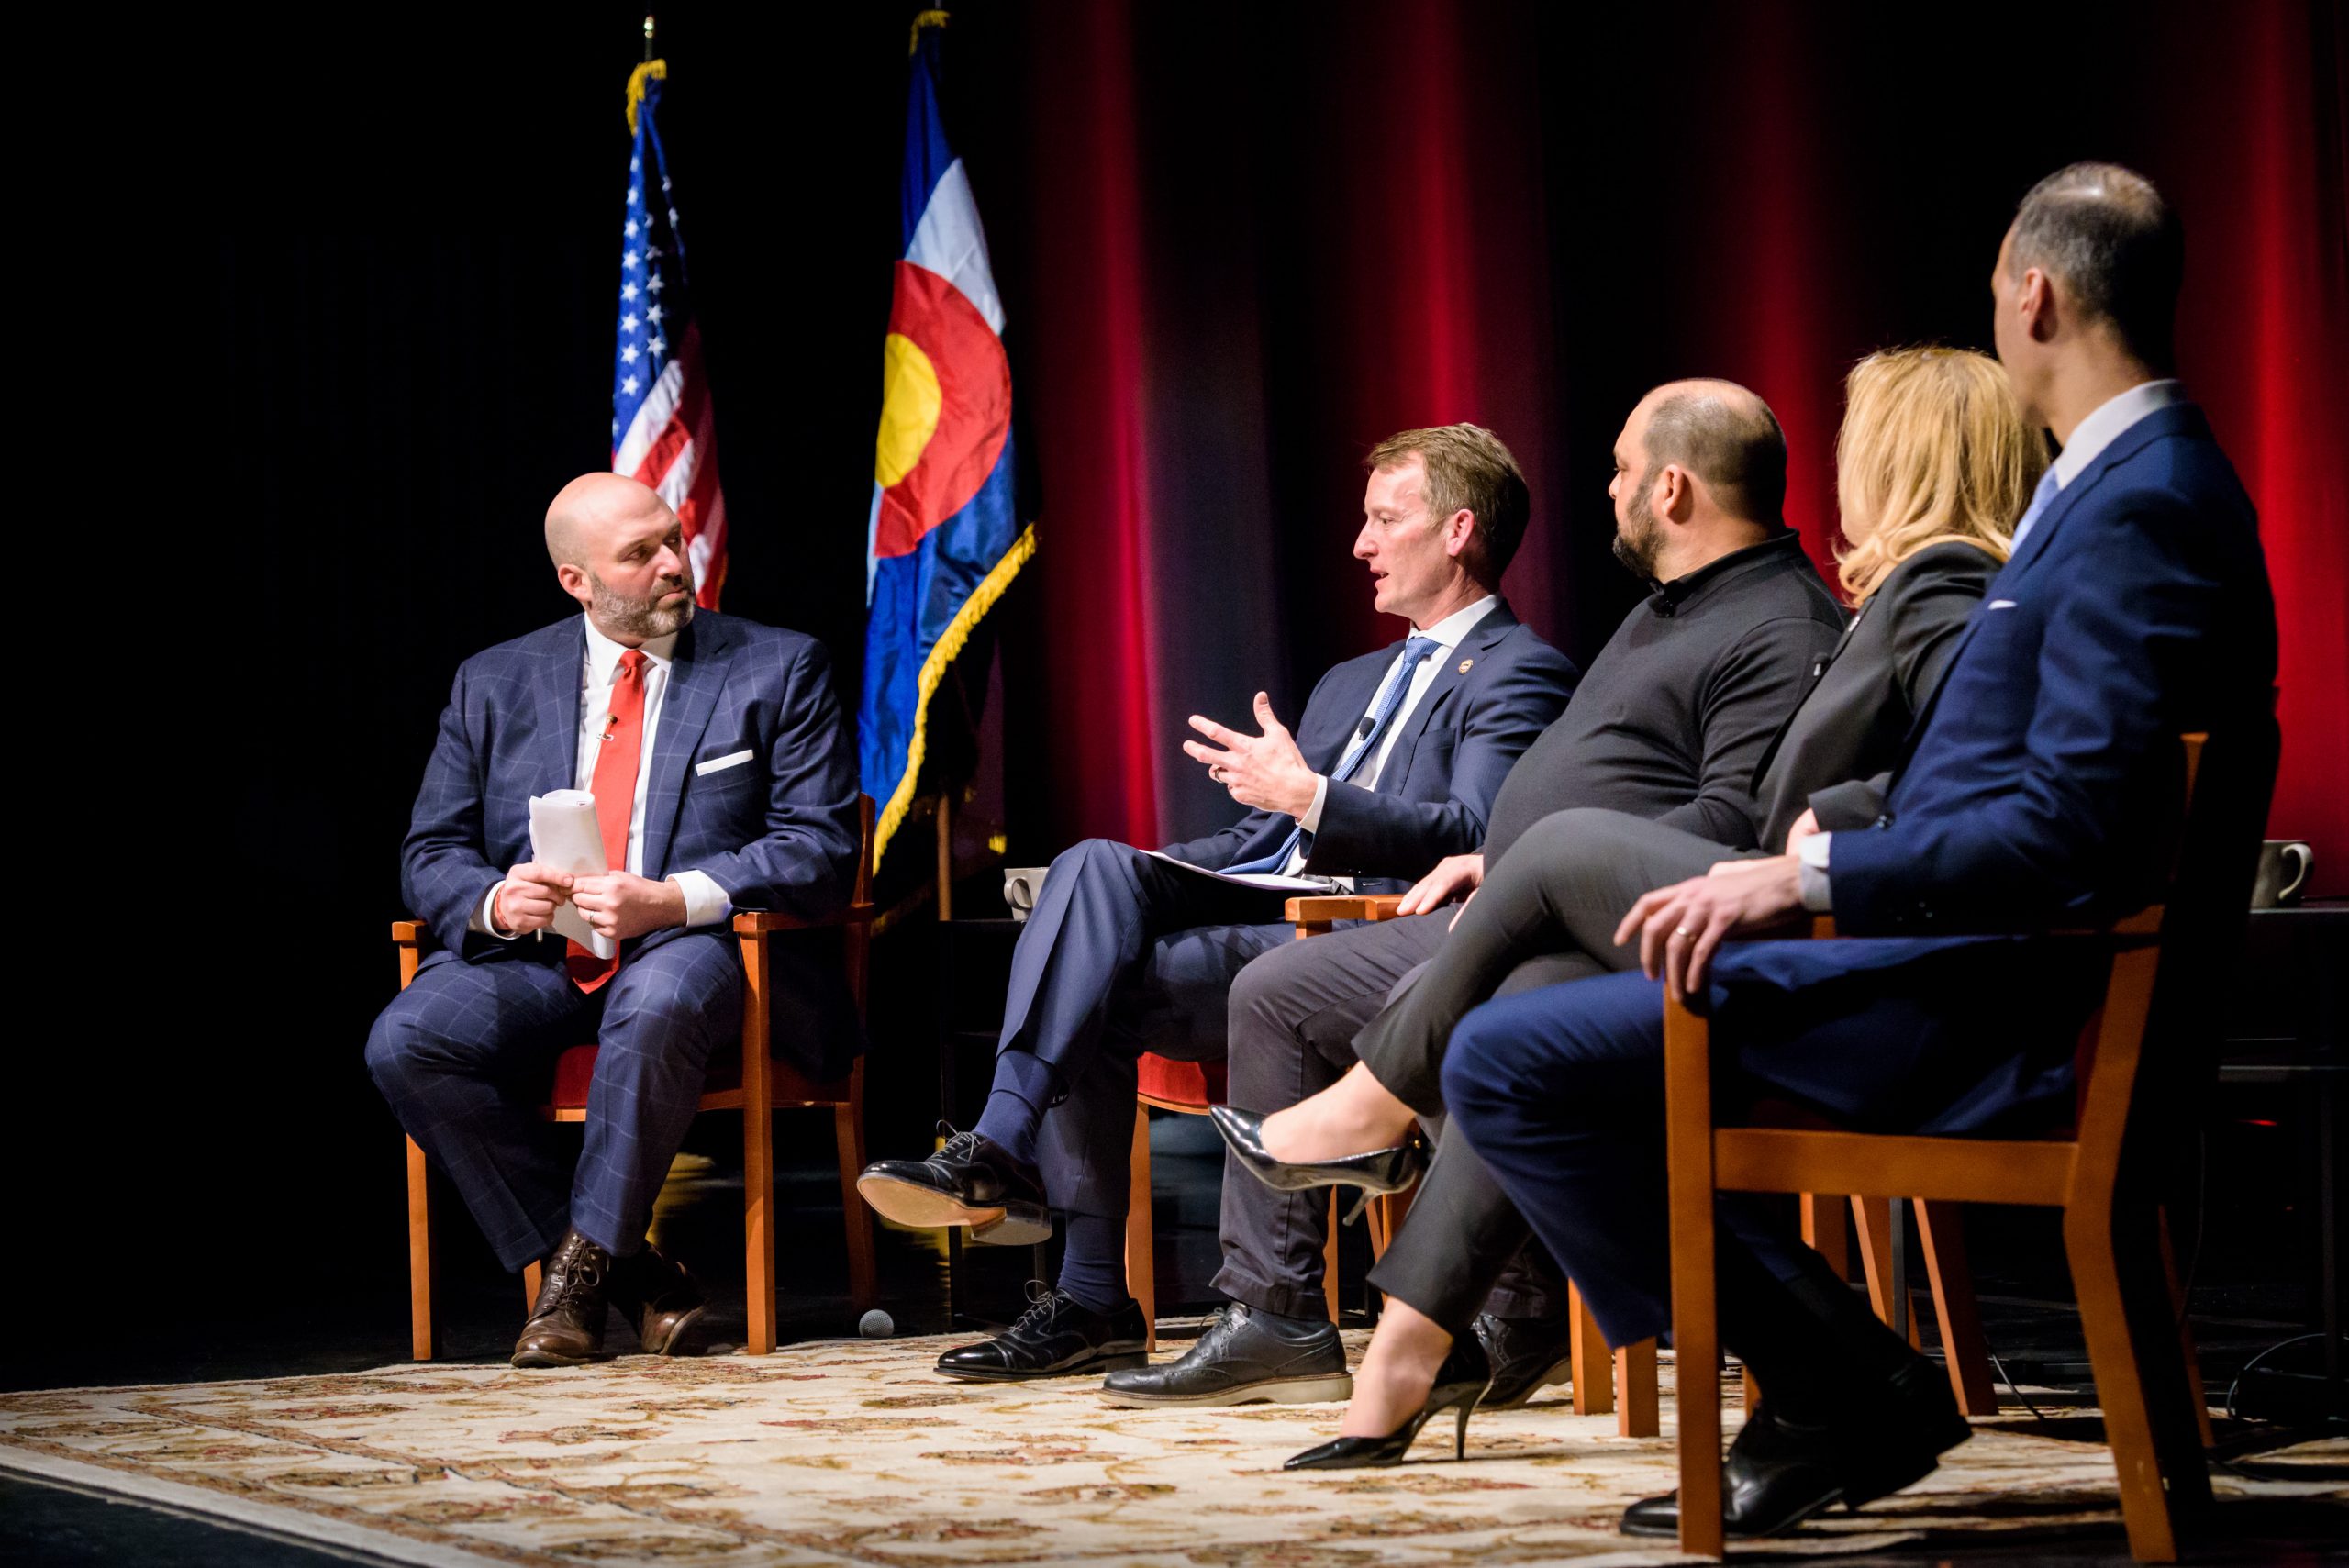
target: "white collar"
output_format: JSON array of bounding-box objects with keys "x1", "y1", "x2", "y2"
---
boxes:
[
  {"x1": 583, "y1": 614, "x2": 681, "y2": 684},
  {"x1": 2054, "y1": 379, "x2": 2188, "y2": 488},
  {"x1": 1411, "y1": 594, "x2": 1499, "y2": 651}
]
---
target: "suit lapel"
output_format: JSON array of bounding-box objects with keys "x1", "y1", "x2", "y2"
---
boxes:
[
  {"x1": 1749, "y1": 611, "x2": 1851, "y2": 792},
  {"x1": 535, "y1": 622, "x2": 586, "y2": 795},
  {"x1": 640, "y1": 616, "x2": 730, "y2": 879},
  {"x1": 1377, "y1": 602, "x2": 1516, "y2": 793}
]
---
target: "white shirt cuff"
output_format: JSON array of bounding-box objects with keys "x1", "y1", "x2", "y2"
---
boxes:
[
  {"x1": 1298, "y1": 775, "x2": 1331, "y2": 833},
  {"x1": 473, "y1": 880, "x2": 521, "y2": 940},
  {"x1": 1797, "y1": 832, "x2": 1833, "y2": 913},
  {"x1": 670, "y1": 870, "x2": 734, "y2": 929}
]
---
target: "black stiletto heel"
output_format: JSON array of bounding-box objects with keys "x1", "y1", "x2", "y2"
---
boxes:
[
  {"x1": 1283, "y1": 1337, "x2": 1491, "y2": 1471},
  {"x1": 1210, "y1": 1105, "x2": 1426, "y2": 1206}
]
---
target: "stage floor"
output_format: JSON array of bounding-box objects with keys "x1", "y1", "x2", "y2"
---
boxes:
[{"x1": 4, "y1": 1330, "x2": 2342, "y2": 1568}]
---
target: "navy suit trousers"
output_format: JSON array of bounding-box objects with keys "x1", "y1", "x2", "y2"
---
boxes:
[
  {"x1": 992, "y1": 839, "x2": 1290, "y2": 1250},
  {"x1": 367, "y1": 932, "x2": 744, "y2": 1271},
  {"x1": 1444, "y1": 939, "x2": 2099, "y2": 1350}
]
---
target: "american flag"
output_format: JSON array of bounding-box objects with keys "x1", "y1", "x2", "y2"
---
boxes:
[{"x1": 612, "y1": 63, "x2": 727, "y2": 608}]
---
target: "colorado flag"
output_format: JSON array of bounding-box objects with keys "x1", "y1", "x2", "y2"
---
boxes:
[{"x1": 859, "y1": 12, "x2": 1033, "y2": 861}]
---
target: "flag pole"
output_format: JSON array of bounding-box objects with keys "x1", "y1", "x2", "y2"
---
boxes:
[{"x1": 642, "y1": 15, "x2": 657, "y2": 63}]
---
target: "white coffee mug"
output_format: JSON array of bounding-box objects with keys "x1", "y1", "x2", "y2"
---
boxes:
[{"x1": 2251, "y1": 840, "x2": 2314, "y2": 908}]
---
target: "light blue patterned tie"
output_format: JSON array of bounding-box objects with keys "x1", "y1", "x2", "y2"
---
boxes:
[
  {"x1": 2008, "y1": 465, "x2": 2064, "y2": 553},
  {"x1": 1224, "y1": 636, "x2": 1440, "y2": 875}
]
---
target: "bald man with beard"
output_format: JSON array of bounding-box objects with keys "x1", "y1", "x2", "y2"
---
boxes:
[{"x1": 368, "y1": 474, "x2": 860, "y2": 1367}]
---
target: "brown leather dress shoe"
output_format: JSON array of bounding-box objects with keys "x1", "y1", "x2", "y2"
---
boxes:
[
  {"x1": 618, "y1": 1243, "x2": 707, "y2": 1355},
  {"x1": 512, "y1": 1229, "x2": 615, "y2": 1368}
]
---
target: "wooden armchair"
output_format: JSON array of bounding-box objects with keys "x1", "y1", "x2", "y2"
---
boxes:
[
  {"x1": 1662, "y1": 725, "x2": 2276, "y2": 1561},
  {"x1": 395, "y1": 795, "x2": 880, "y2": 1360}
]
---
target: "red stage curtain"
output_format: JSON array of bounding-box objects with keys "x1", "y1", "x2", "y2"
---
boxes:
[{"x1": 997, "y1": 1, "x2": 2347, "y2": 884}]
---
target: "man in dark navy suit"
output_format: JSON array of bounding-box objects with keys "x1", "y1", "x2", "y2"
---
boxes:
[
  {"x1": 1446, "y1": 164, "x2": 2277, "y2": 1537},
  {"x1": 859, "y1": 425, "x2": 1576, "y2": 1380},
  {"x1": 368, "y1": 473, "x2": 861, "y2": 1368}
]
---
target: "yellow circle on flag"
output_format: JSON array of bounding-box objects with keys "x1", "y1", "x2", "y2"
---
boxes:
[{"x1": 875, "y1": 332, "x2": 943, "y2": 488}]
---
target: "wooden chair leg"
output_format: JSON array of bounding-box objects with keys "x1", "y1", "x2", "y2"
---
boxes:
[
  {"x1": 1617, "y1": 1338, "x2": 1660, "y2": 1438},
  {"x1": 522, "y1": 1259, "x2": 543, "y2": 1316},
  {"x1": 1570, "y1": 1285, "x2": 1613, "y2": 1416},
  {"x1": 1854, "y1": 1195, "x2": 1923, "y2": 1348},
  {"x1": 2065, "y1": 1201, "x2": 2182, "y2": 1562},
  {"x1": 1319, "y1": 1194, "x2": 1343, "y2": 1323},
  {"x1": 1916, "y1": 1200, "x2": 2001, "y2": 1416},
  {"x1": 1663, "y1": 995, "x2": 1723, "y2": 1558},
  {"x1": 1800, "y1": 1191, "x2": 1850, "y2": 1281},
  {"x1": 406, "y1": 1137, "x2": 438, "y2": 1361},
  {"x1": 837, "y1": 1064, "x2": 878, "y2": 1310},
  {"x1": 2159, "y1": 1207, "x2": 2215, "y2": 1447},
  {"x1": 1367, "y1": 1183, "x2": 1412, "y2": 1262},
  {"x1": 1126, "y1": 1106, "x2": 1156, "y2": 1351},
  {"x1": 743, "y1": 1088, "x2": 776, "y2": 1355}
]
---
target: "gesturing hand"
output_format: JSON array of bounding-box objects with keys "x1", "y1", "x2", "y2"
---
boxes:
[
  {"x1": 1396, "y1": 853, "x2": 1484, "y2": 920},
  {"x1": 495, "y1": 862, "x2": 573, "y2": 934},
  {"x1": 1614, "y1": 854, "x2": 1806, "y2": 1000},
  {"x1": 569, "y1": 871, "x2": 688, "y2": 942},
  {"x1": 1183, "y1": 693, "x2": 1319, "y2": 820}
]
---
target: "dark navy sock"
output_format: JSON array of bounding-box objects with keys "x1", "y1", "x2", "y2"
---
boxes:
[
  {"x1": 1056, "y1": 1213, "x2": 1129, "y2": 1315},
  {"x1": 972, "y1": 1051, "x2": 1057, "y2": 1168}
]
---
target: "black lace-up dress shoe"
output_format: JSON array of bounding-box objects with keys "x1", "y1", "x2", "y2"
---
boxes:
[
  {"x1": 1473, "y1": 1311, "x2": 1574, "y2": 1409},
  {"x1": 934, "y1": 1287, "x2": 1151, "y2": 1381},
  {"x1": 512, "y1": 1229, "x2": 617, "y2": 1368},
  {"x1": 1100, "y1": 1303, "x2": 1353, "y2": 1407},
  {"x1": 857, "y1": 1124, "x2": 1051, "y2": 1246},
  {"x1": 1208, "y1": 1105, "x2": 1425, "y2": 1223},
  {"x1": 1620, "y1": 1361, "x2": 1972, "y2": 1538}
]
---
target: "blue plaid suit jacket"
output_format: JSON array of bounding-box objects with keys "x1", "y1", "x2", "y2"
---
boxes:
[{"x1": 400, "y1": 610, "x2": 863, "y2": 1070}]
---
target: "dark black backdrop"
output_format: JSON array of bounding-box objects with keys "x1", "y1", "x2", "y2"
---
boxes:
[{"x1": 17, "y1": 2, "x2": 2339, "y2": 1369}]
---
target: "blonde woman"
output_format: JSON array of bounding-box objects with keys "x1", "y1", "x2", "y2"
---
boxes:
[{"x1": 1208, "y1": 347, "x2": 2043, "y2": 1466}]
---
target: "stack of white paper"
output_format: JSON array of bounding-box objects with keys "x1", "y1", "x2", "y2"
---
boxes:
[{"x1": 528, "y1": 789, "x2": 615, "y2": 959}]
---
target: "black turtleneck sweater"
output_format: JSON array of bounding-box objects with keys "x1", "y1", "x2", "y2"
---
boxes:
[{"x1": 1483, "y1": 530, "x2": 1845, "y2": 860}]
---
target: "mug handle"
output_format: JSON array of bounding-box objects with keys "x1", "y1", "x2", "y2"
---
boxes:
[{"x1": 2277, "y1": 843, "x2": 2313, "y2": 904}]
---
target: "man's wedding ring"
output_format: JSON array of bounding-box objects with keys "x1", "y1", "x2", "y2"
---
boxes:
[{"x1": 1675, "y1": 925, "x2": 1692, "y2": 938}]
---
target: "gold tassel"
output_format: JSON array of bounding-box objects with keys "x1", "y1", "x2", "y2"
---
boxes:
[{"x1": 626, "y1": 59, "x2": 668, "y2": 134}]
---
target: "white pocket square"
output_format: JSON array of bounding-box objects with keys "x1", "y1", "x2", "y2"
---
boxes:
[
  {"x1": 1987, "y1": 599, "x2": 2017, "y2": 611},
  {"x1": 696, "y1": 749, "x2": 755, "y2": 777}
]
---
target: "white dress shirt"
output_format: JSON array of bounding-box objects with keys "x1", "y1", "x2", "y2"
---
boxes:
[
  {"x1": 1798, "y1": 380, "x2": 2188, "y2": 911},
  {"x1": 474, "y1": 615, "x2": 732, "y2": 939},
  {"x1": 1282, "y1": 595, "x2": 1497, "y2": 875}
]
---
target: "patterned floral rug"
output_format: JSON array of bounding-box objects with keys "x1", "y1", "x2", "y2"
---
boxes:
[{"x1": 0, "y1": 1333, "x2": 2339, "y2": 1566}]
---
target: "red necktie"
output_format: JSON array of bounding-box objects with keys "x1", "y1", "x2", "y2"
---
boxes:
[{"x1": 568, "y1": 648, "x2": 649, "y2": 992}]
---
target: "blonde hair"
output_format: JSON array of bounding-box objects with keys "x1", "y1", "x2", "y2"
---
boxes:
[{"x1": 1833, "y1": 347, "x2": 2043, "y2": 605}]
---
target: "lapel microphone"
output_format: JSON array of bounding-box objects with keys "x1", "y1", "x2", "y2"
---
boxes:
[{"x1": 599, "y1": 713, "x2": 619, "y2": 742}]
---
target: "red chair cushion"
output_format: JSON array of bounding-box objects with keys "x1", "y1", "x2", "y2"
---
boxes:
[
  {"x1": 550, "y1": 1045, "x2": 600, "y2": 1110},
  {"x1": 546, "y1": 1045, "x2": 851, "y2": 1111},
  {"x1": 1137, "y1": 1051, "x2": 1226, "y2": 1112}
]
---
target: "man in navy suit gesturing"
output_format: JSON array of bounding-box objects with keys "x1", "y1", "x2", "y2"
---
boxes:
[
  {"x1": 860, "y1": 425, "x2": 1576, "y2": 1381},
  {"x1": 368, "y1": 473, "x2": 861, "y2": 1369},
  {"x1": 1445, "y1": 165, "x2": 2277, "y2": 1536}
]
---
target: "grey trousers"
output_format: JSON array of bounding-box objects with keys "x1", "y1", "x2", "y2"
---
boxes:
[
  {"x1": 1360, "y1": 809, "x2": 1747, "y2": 1329},
  {"x1": 1211, "y1": 911, "x2": 1453, "y2": 1319}
]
